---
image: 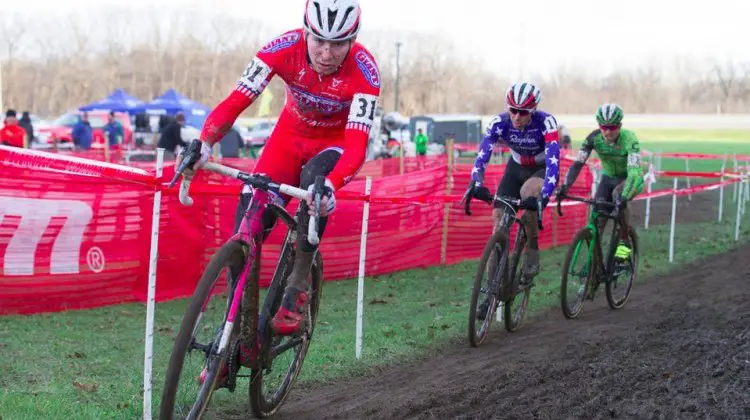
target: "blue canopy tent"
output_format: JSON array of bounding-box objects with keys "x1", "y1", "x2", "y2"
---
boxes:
[
  {"x1": 136, "y1": 88, "x2": 211, "y2": 129},
  {"x1": 79, "y1": 89, "x2": 145, "y2": 114}
]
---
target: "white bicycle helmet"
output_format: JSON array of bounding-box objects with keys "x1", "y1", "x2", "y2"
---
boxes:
[
  {"x1": 303, "y1": 0, "x2": 361, "y2": 41},
  {"x1": 506, "y1": 82, "x2": 542, "y2": 111}
]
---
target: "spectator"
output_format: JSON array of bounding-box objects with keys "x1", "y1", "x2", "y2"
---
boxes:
[
  {"x1": 103, "y1": 111, "x2": 125, "y2": 148},
  {"x1": 133, "y1": 112, "x2": 151, "y2": 148},
  {"x1": 0, "y1": 109, "x2": 27, "y2": 148},
  {"x1": 72, "y1": 112, "x2": 93, "y2": 150},
  {"x1": 158, "y1": 114, "x2": 173, "y2": 133},
  {"x1": 559, "y1": 124, "x2": 572, "y2": 150},
  {"x1": 413, "y1": 128, "x2": 428, "y2": 156},
  {"x1": 219, "y1": 127, "x2": 243, "y2": 158},
  {"x1": 157, "y1": 112, "x2": 188, "y2": 160},
  {"x1": 19, "y1": 111, "x2": 34, "y2": 143}
]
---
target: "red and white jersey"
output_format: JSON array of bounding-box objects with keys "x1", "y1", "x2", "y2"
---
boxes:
[{"x1": 200, "y1": 28, "x2": 382, "y2": 189}]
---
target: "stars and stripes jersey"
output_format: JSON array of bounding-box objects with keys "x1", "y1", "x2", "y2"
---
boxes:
[
  {"x1": 199, "y1": 28, "x2": 381, "y2": 190},
  {"x1": 472, "y1": 110, "x2": 561, "y2": 197}
]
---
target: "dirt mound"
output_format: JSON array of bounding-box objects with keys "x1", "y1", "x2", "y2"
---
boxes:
[{"x1": 263, "y1": 244, "x2": 750, "y2": 419}]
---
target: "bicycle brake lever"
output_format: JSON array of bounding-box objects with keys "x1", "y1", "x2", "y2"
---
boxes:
[
  {"x1": 168, "y1": 139, "x2": 202, "y2": 188},
  {"x1": 308, "y1": 176, "x2": 325, "y2": 246},
  {"x1": 556, "y1": 194, "x2": 564, "y2": 217},
  {"x1": 537, "y1": 199, "x2": 544, "y2": 231},
  {"x1": 463, "y1": 190, "x2": 473, "y2": 216}
]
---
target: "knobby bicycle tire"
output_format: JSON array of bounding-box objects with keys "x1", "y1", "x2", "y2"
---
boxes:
[
  {"x1": 468, "y1": 229, "x2": 509, "y2": 347},
  {"x1": 160, "y1": 241, "x2": 246, "y2": 420},
  {"x1": 249, "y1": 250, "x2": 323, "y2": 418},
  {"x1": 561, "y1": 228, "x2": 595, "y2": 320},
  {"x1": 606, "y1": 227, "x2": 638, "y2": 309},
  {"x1": 504, "y1": 231, "x2": 529, "y2": 332}
]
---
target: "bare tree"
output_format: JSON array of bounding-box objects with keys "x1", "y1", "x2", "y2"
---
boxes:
[{"x1": 1, "y1": 9, "x2": 749, "y2": 117}]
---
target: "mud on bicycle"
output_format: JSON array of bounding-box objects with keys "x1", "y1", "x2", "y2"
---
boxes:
[
  {"x1": 463, "y1": 186, "x2": 545, "y2": 347},
  {"x1": 159, "y1": 140, "x2": 327, "y2": 419}
]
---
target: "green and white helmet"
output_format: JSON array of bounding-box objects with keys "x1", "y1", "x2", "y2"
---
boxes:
[{"x1": 596, "y1": 103, "x2": 624, "y2": 125}]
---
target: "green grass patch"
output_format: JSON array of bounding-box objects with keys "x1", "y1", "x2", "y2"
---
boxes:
[
  {"x1": 2, "y1": 194, "x2": 749, "y2": 419},
  {"x1": 568, "y1": 128, "x2": 750, "y2": 143}
]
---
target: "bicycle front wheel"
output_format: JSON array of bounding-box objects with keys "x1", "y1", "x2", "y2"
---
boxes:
[
  {"x1": 159, "y1": 241, "x2": 246, "y2": 420},
  {"x1": 249, "y1": 250, "x2": 323, "y2": 418},
  {"x1": 606, "y1": 227, "x2": 638, "y2": 309},
  {"x1": 561, "y1": 228, "x2": 594, "y2": 319},
  {"x1": 504, "y1": 247, "x2": 530, "y2": 333},
  {"x1": 468, "y1": 229, "x2": 509, "y2": 347}
]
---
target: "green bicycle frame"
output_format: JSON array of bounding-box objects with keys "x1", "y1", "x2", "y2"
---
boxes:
[{"x1": 568, "y1": 207, "x2": 606, "y2": 299}]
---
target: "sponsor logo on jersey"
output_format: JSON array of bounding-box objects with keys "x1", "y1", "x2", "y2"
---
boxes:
[
  {"x1": 507, "y1": 131, "x2": 544, "y2": 151},
  {"x1": 260, "y1": 32, "x2": 301, "y2": 54},
  {"x1": 289, "y1": 86, "x2": 349, "y2": 114},
  {"x1": 354, "y1": 51, "x2": 380, "y2": 88}
]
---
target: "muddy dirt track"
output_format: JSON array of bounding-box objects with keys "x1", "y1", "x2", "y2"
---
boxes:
[{"x1": 220, "y1": 188, "x2": 749, "y2": 419}]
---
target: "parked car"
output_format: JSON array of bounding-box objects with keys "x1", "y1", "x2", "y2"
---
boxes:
[
  {"x1": 245, "y1": 120, "x2": 276, "y2": 147},
  {"x1": 35, "y1": 111, "x2": 134, "y2": 148}
]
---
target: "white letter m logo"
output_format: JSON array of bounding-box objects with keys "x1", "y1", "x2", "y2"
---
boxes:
[{"x1": 0, "y1": 197, "x2": 93, "y2": 276}]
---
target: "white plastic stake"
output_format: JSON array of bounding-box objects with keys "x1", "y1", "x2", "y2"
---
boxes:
[
  {"x1": 733, "y1": 155, "x2": 738, "y2": 202},
  {"x1": 644, "y1": 165, "x2": 656, "y2": 230},
  {"x1": 355, "y1": 176, "x2": 372, "y2": 360},
  {"x1": 685, "y1": 159, "x2": 692, "y2": 201},
  {"x1": 143, "y1": 148, "x2": 164, "y2": 420},
  {"x1": 669, "y1": 178, "x2": 677, "y2": 263},
  {"x1": 736, "y1": 174, "x2": 744, "y2": 241},
  {"x1": 718, "y1": 155, "x2": 726, "y2": 223}
]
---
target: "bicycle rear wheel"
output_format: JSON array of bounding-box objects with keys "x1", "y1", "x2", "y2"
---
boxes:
[
  {"x1": 560, "y1": 228, "x2": 594, "y2": 319},
  {"x1": 468, "y1": 229, "x2": 508, "y2": 347},
  {"x1": 606, "y1": 227, "x2": 638, "y2": 309},
  {"x1": 159, "y1": 241, "x2": 246, "y2": 420},
  {"x1": 249, "y1": 249, "x2": 323, "y2": 418}
]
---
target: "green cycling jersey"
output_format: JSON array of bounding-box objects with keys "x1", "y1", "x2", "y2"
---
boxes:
[
  {"x1": 565, "y1": 128, "x2": 644, "y2": 200},
  {"x1": 577, "y1": 128, "x2": 641, "y2": 178}
]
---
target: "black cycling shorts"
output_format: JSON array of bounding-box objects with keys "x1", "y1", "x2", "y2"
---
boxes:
[
  {"x1": 494, "y1": 159, "x2": 546, "y2": 209},
  {"x1": 594, "y1": 174, "x2": 626, "y2": 212}
]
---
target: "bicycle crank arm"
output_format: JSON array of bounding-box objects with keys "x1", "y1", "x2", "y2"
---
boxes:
[{"x1": 270, "y1": 335, "x2": 308, "y2": 359}]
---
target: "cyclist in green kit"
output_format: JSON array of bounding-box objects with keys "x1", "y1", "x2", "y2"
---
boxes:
[{"x1": 557, "y1": 103, "x2": 644, "y2": 259}]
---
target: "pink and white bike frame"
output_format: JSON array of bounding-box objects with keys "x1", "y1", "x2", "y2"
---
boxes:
[{"x1": 178, "y1": 162, "x2": 317, "y2": 358}]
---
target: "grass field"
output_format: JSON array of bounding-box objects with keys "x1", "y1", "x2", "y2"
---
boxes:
[
  {"x1": 1, "y1": 128, "x2": 749, "y2": 419},
  {"x1": 457, "y1": 129, "x2": 750, "y2": 176},
  {"x1": 1, "y1": 189, "x2": 749, "y2": 419},
  {"x1": 567, "y1": 128, "x2": 750, "y2": 174}
]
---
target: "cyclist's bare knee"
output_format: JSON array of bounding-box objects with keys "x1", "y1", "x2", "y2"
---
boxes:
[{"x1": 520, "y1": 177, "x2": 543, "y2": 200}]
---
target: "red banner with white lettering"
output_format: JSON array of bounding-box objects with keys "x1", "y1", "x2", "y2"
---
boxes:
[{"x1": 0, "y1": 147, "x2": 591, "y2": 315}]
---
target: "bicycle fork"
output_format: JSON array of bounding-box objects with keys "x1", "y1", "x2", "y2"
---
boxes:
[
  {"x1": 569, "y1": 232, "x2": 600, "y2": 301},
  {"x1": 215, "y1": 190, "x2": 277, "y2": 357}
]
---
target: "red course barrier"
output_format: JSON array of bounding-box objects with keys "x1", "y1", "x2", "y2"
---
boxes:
[{"x1": 0, "y1": 145, "x2": 601, "y2": 315}]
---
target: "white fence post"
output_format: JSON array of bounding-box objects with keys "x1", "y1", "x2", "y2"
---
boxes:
[
  {"x1": 355, "y1": 176, "x2": 372, "y2": 360},
  {"x1": 142, "y1": 148, "x2": 164, "y2": 420},
  {"x1": 718, "y1": 155, "x2": 726, "y2": 223},
  {"x1": 669, "y1": 178, "x2": 678, "y2": 263},
  {"x1": 655, "y1": 152, "x2": 662, "y2": 174},
  {"x1": 644, "y1": 165, "x2": 655, "y2": 230},
  {"x1": 733, "y1": 155, "x2": 738, "y2": 202},
  {"x1": 684, "y1": 159, "x2": 692, "y2": 201},
  {"x1": 735, "y1": 174, "x2": 744, "y2": 241}
]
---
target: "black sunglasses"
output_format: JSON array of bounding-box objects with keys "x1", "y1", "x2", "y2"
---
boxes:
[{"x1": 509, "y1": 108, "x2": 531, "y2": 116}]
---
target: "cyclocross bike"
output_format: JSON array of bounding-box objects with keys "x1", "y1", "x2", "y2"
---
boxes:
[
  {"x1": 463, "y1": 190, "x2": 545, "y2": 347},
  {"x1": 556, "y1": 192, "x2": 638, "y2": 319},
  {"x1": 160, "y1": 140, "x2": 325, "y2": 419}
]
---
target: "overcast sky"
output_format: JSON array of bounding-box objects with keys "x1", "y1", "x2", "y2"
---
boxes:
[{"x1": 3, "y1": 0, "x2": 749, "y2": 79}]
